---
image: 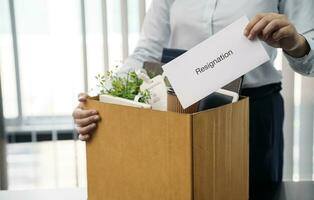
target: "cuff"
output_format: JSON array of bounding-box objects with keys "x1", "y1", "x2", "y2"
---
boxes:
[
  {"x1": 115, "y1": 58, "x2": 144, "y2": 76},
  {"x1": 284, "y1": 34, "x2": 314, "y2": 66}
]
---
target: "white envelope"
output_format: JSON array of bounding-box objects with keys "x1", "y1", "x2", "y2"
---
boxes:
[{"x1": 162, "y1": 16, "x2": 270, "y2": 109}]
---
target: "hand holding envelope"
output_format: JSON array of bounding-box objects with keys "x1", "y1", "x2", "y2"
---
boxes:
[{"x1": 162, "y1": 16, "x2": 270, "y2": 109}]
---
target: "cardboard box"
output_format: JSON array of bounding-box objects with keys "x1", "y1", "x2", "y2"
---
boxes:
[{"x1": 85, "y1": 97, "x2": 249, "y2": 200}]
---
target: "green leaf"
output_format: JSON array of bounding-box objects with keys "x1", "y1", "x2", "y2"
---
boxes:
[{"x1": 95, "y1": 70, "x2": 151, "y2": 103}]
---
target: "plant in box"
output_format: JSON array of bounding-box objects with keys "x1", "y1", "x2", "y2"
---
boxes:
[{"x1": 95, "y1": 70, "x2": 152, "y2": 109}]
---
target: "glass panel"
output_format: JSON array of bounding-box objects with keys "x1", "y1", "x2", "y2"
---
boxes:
[
  {"x1": 85, "y1": 0, "x2": 106, "y2": 92},
  {"x1": 7, "y1": 140, "x2": 86, "y2": 189},
  {"x1": 127, "y1": 0, "x2": 141, "y2": 54},
  {"x1": 145, "y1": 0, "x2": 152, "y2": 11},
  {"x1": 0, "y1": 0, "x2": 18, "y2": 119},
  {"x1": 293, "y1": 73, "x2": 302, "y2": 181},
  {"x1": 14, "y1": 0, "x2": 84, "y2": 117},
  {"x1": 274, "y1": 49, "x2": 283, "y2": 71},
  {"x1": 107, "y1": 0, "x2": 123, "y2": 69}
]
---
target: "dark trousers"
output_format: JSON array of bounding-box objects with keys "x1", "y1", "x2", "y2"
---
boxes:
[{"x1": 241, "y1": 83, "x2": 284, "y2": 199}]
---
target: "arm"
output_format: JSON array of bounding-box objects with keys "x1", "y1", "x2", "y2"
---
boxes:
[
  {"x1": 244, "y1": 0, "x2": 314, "y2": 76},
  {"x1": 279, "y1": 0, "x2": 314, "y2": 76},
  {"x1": 117, "y1": 0, "x2": 173, "y2": 74}
]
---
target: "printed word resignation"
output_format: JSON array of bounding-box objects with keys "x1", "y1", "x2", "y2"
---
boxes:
[{"x1": 195, "y1": 50, "x2": 234, "y2": 75}]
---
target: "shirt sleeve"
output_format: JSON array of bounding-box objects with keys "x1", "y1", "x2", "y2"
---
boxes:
[
  {"x1": 116, "y1": 0, "x2": 173, "y2": 75},
  {"x1": 279, "y1": 0, "x2": 314, "y2": 76}
]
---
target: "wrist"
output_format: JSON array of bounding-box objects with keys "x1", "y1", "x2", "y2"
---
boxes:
[{"x1": 284, "y1": 34, "x2": 311, "y2": 58}]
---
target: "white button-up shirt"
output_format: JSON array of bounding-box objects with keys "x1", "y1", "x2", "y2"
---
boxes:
[{"x1": 122, "y1": 0, "x2": 314, "y2": 88}]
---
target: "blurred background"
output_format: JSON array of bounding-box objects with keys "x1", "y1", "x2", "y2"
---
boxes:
[{"x1": 0, "y1": 0, "x2": 313, "y2": 191}]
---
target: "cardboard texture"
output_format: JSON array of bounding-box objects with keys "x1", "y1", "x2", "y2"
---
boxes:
[
  {"x1": 167, "y1": 93, "x2": 199, "y2": 114},
  {"x1": 85, "y1": 97, "x2": 249, "y2": 200}
]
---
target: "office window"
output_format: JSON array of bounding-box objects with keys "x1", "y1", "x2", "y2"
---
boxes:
[
  {"x1": 84, "y1": 0, "x2": 106, "y2": 90},
  {"x1": 15, "y1": 0, "x2": 84, "y2": 117},
  {"x1": 0, "y1": 0, "x2": 151, "y2": 190},
  {"x1": 128, "y1": 0, "x2": 141, "y2": 54},
  {"x1": 107, "y1": 0, "x2": 123, "y2": 68}
]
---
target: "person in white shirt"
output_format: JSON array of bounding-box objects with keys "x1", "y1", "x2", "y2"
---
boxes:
[{"x1": 73, "y1": 0, "x2": 314, "y2": 198}]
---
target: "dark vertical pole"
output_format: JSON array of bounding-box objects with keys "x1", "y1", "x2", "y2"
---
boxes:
[
  {"x1": 8, "y1": 0, "x2": 23, "y2": 125},
  {"x1": 0, "y1": 75, "x2": 8, "y2": 190}
]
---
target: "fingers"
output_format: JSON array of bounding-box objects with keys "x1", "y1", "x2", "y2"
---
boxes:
[
  {"x1": 272, "y1": 25, "x2": 294, "y2": 41},
  {"x1": 74, "y1": 112, "x2": 99, "y2": 141},
  {"x1": 262, "y1": 19, "x2": 289, "y2": 40},
  {"x1": 246, "y1": 16, "x2": 270, "y2": 40},
  {"x1": 79, "y1": 134, "x2": 90, "y2": 141},
  {"x1": 74, "y1": 92, "x2": 98, "y2": 141},
  {"x1": 72, "y1": 107, "x2": 98, "y2": 119},
  {"x1": 75, "y1": 115, "x2": 100, "y2": 127},
  {"x1": 244, "y1": 13, "x2": 266, "y2": 37},
  {"x1": 244, "y1": 13, "x2": 288, "y2": 40},
  {"x1": 76, "y1": 123, "x2": 97, "y2": 135},
  {"x1": 78, "y1": 93, "x2": 88, "y2": 102}
]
